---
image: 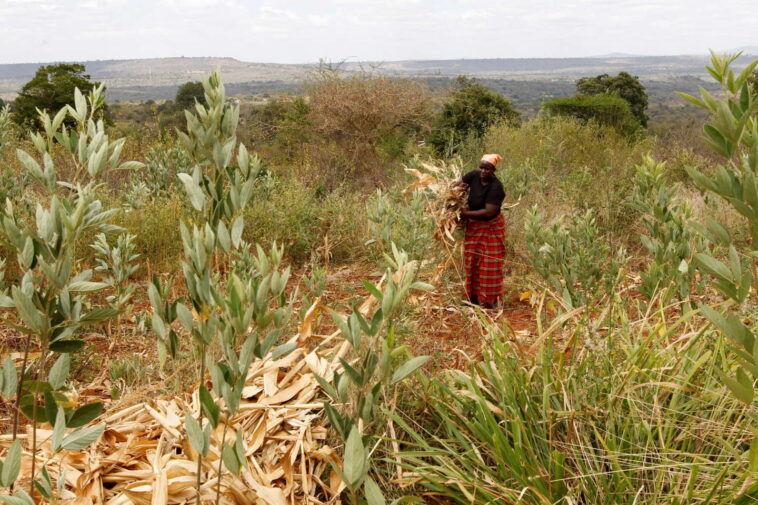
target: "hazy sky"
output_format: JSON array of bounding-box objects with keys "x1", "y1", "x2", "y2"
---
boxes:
[{"x1": 0, "y1": 0, "x2": 755, "y2": 64}]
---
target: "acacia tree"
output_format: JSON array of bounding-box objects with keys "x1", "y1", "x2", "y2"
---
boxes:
[
  {"x1": 428, "y1": 76, "x2": 520, "y2": 155},
  {"x1": 306, "y1": 67, "x2": 433, "y2": 181},
  {"x1": 13, "y1": 64, "x2": 107, "y2": 129},
  {"x1": 576, "y1": 72, "x2": 649, "y2": 127}
]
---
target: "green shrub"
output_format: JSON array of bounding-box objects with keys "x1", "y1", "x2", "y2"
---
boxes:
[
  {"x1": 576, "y1": 71, "x2": 649, "y2": 127},
  {"x1": 109, "y1": 194, "x2": 186, "y2": 273},
  {"x1": 525, "y1": 209, "x2": 626, "y2": 308},
  {"x1": 428, "y1": 76, "x2": 520, "y2": 155},
  {"x1": 242, "y1": 176, "x2": 369, "y2": 264},
  {"x1": 365, "y1": 188, "x2": 435, "y2": 264},
  {"x1": 0, "y1": 105, "x2": 14, "y2": 159},
  {"x1": 129, "y1": 135, "x2": 192, "y2": 199},
  {"x1": 632, "y1": 155, "x2": 703, "y2": 306},
  {"x1": 543, "y1": 93, "x2": 642, "y2": 135}
]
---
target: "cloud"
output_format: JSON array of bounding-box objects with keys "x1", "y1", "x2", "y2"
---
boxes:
[
  {"x1": 161, "y1": 0, "x2": 226, "y2": 7},
  {"x1": 0, "y1": 0, "x2": 755, "y2": 64},
  {"x1": 78, "y1": 0, "x2": 129, "y2": 8}
]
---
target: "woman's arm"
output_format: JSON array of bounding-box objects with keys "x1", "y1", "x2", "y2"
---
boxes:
[{"x1": 461, "y1": 203, "x2": 499, "y2": 220}]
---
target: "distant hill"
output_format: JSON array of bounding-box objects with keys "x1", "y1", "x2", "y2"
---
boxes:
[
  {"x1": 728, "y1": 46, "x2": 758, "y2": 55},
  {"x1": 0, "y1": 53, "x2": 753, "y2": 103},
  {"x1": 342, "y1": 54, "x2": 754, "y2": 78},
  {"x1": 0, "y1": 57, "x2": 311, "y2": 101}
]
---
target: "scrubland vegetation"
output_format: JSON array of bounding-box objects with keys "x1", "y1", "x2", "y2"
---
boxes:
[{"x1": 0, "y1": 52, "x2": 756, "y2": 504}]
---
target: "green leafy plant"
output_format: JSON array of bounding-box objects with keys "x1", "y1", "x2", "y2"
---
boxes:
[
  {"x1": 428, "y1": 76, "x2": 520, "y2": 155},
  {"x1": 318, "y1": 244, "x2": 431, "y2": 505},
  {"x1": 92, "y1": 232, "x2": 140, "y2": 318},
  {"x1": 393, "y1": 302, "x2": 749, "y2": 505},
  {"x1": 149, "y1": 71, "x2": 296, "y2": 505},
  {"x1": 12, "y1": 63, "x2": 108, "y2": 131},
  {"x1": 365, "y1": 189, "x2": 434, "y2": 263},
  {"x1": 542, "y1": 93, "x2": 642, "y2": 135},
  {"x1": 677, "y1": 52, "x2": 758, "y2": 380},
  {"x1": 0, "y1": 84, "x2": 141, "y2": 497},
  {"x1": 632, "y1": 155, "x2": 702, "y2": 307},
  {"x1": 676, "y1": 51, "x2": 758, "y2": 500},
  {"x1": 525, "y1": 208, "x2": 627, "y2": 309},
  {"x1": 576, "y1": 71, "x2": 649, "y2": 127},
  {"x1": 126, "y1": 137, "x2": 192, "y2": 206},
  {"x1": 0, "y1": 105, "x2": 14, "y2": 159}
]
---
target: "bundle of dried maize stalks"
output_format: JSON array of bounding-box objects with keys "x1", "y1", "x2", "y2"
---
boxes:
[
  {"x1": 404, "y1": 161, "x2": 467, "y2": 246},
  {"x1": 0, "y1": 336, "x2": 345, "y2": 505}
]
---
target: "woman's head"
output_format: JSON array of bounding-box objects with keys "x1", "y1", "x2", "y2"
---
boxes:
[
  {"x1": 479, "y1": 153, "x2": 502, "y2": 181},
  {"x1": 480, "y1": 153, "x2": 502, "y2": 167}
]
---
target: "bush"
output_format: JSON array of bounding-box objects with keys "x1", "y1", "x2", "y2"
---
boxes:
[
  {"x1": 241, "y1": 176, "x2": 369, "y2": 264},
  {"x1": 106, "y1": 173, "x2": 371, "y2": 270},
  {"x1": 576, "y1": 71, "x2": 649, "y2": 127},
  {"x1": 525, "y1": 209, "x2": 626, "y2": 308},
  {"x1": 247, "y1": 95, "x2": 312, "y2": 163},
  {"x1": 0, "y1": 105, "x2": 14, "y2": 159},
  {"x1": 542, "y1": 93, "x2": 642, "y2": 135},
  {"x1": 305, "y1": 67, "x2": 434, "y2": 186},
  {"x1": 365, "y1": 188, "x2": 435, "y2": 264},
  {"x1": 428, "y1": 76, "x2": 520, "y2": 155}
]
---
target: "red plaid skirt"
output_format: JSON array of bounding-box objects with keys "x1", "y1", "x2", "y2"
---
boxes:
[{"x1": 464, "y1": 213, "x2": 506, "y2": 304}]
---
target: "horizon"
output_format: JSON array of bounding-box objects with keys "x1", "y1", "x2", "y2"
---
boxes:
[
  {"x1": 0, "y1": 0, "x2": 755, "y2": 65},
  {"x1": 1, "y1": 49, "x2": 756, "y2": 68}
]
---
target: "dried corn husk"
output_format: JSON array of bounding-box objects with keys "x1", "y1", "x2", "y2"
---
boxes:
[
  {"x1": 0, "y1": 264, "x2": 417, "y2": 505},
  {"x1": 404, "y1": 161, "x2": 467, "y2": 246},
  {"x1": 1, "y1": 334, "x2": 343, "y2": 504}
]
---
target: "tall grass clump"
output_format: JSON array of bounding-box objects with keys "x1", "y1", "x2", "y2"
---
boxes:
[{"x1": 394, "y1": 302, "x2": 750, "y2": 504}]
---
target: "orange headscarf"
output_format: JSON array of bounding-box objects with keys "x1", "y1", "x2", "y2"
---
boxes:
[{"x1": 481, "y1": 153, "x2": 502, "y2": 167}]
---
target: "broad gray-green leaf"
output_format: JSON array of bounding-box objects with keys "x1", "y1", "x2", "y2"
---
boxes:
[
  {"x1": 231, "y1": 215, "x2": 244, "y2": 248},
  {"x1": 391, "y1": 356, "x2": 430, "y2": 384},
  {"x1": 118, "y1": 161, "x2": 145, "y2": 170},
  {"x1": 176, "y1": 303, "x2": 194, "y2": 332},
  {"x1": 216, "y1": 220, "x2": 231, "y2": 253},
  {"x1": 2, "y1": 355, "x2": 18, "y2": 398},
  {"x1": 222, "y1": 443, "x2": 241, "y2": 476},
  {"x1": 11, "y1": 286, "x2": 43, "y2": 333},
  {"x1": 364, "y1": 477, "x2": 386, "y2": 505},
  {"x1": 694, "y1": 253, "x2": 732, "y2": 282},
  {"x1": 61, "y1": 425, "x2": 104, "y2": 451},
  {"x1": 67, "y1": 281, "x2": 109, "y2": 292},
  {"x1": 0, "y1": 494, "x2": 33, "y2": 505},
  {"x1": 343, "y1": 425, "x2": 365, "y2": 487},
  {"x1": 1, "y1": 439, "x2": 21, "y2": 487},
  {"x1": 178, "y1": 173, "x2": 206, "y2": 211},
  {"x1": 48, "y1": 354, "x2": 70, "y2": 390},
  {"x1": 185, "y1": 415, "x2": 207, "y2": 455},
  {"x1": 0, "y1": 294, "x2": 13, "y2": 308},
  {"x1": 52, "y1": 407, "x2": 66, "y2": 452}
]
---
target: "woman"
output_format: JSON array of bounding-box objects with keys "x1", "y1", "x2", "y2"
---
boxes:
[{"x1": 458, "y1": 154, "x2": 506, "y2": 309}]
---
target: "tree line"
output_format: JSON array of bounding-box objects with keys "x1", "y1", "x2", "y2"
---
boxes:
[{"x1": 8, "y1": 60, "x2": 746, "y2": 170}]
